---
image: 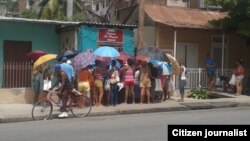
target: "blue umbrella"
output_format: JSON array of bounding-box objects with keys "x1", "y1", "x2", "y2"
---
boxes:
[
  {"x1": 109, "y1": 59, "x2": 121, "y2": 70},
  {"x1": 150, "y1": 59, "x2": 172, "y2": 75},
  {"x1": 93, "y1": 46, "x2": 120, "y2": 58}
]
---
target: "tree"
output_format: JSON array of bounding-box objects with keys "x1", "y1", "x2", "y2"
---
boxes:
[
  {"x1": 6, "y1": 0, "x2": 18, "y2": 12},
  {"x1": 22, "y1": 0, "x2": 84, "y2": 21},
  {"x1": 206, "y1": 0, "x2": 250, "y2": 39}
]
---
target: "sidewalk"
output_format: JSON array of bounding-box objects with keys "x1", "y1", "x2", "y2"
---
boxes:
[{"x1": 1, "y1": 93, "x2": 250, "y2": 123}]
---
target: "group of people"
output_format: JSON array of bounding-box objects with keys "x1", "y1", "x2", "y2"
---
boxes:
[
  {"x1": 205, "y1": 53, "x2": 246, "y2": 95},
  {"x1": 32, "y1": 55, "x2": 188, "y2": 117}
]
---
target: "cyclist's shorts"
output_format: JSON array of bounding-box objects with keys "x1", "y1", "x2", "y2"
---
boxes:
[{"x1": 78, "y1": 81, "x2": 90, "y2": 92}]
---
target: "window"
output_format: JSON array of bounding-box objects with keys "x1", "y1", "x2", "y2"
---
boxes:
[
  {"x1": 212, "y1": 35, "x2": 228, "y2": 44},
  {"x1": 211, "y1": 35, "x2": 229, "y2": 69},
  {"x1": 102, "y1": 0, "x2": 105, "y2": 8},
  {"x1": 96, "y1": 4, "x2": 99, "y2": 11}
]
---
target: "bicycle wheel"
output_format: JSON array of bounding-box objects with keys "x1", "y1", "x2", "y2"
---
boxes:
[
  {"x1": 70, "y1": 95, "x2": 92, "y2": 118},
  {"x1": 31, "y1": 100, "x2": 53, "y2": 120}
]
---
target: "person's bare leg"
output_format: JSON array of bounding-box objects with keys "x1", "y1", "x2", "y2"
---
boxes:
[
  {"x1": 236, "y1": 82, "x2": 240, "y2": 95},
  {"x1": 124, "y1": 85, "x2": 129, "y2": 104},
  {"x1": 238, "y1": 82, "x2": 243, "y2": 95},
  {"x1": 98, "y1": 88, "x2": 104, "y2": 106},
  {"x1": 140, "y1": 88, "x2": 145, "y2": 104},
  {"x1": 146, "y1": 87, "x2": 150, "y2": 104},
  {"x1": 130, "y1": 85, "x2": 135, "y2": 104}
]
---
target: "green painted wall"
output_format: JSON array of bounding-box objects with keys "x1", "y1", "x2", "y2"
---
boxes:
[
  {"x1": 78, "y1": 25, "x2": 135, "y2": 55},
  {"x1": 0, "y1": 22, "x2": 60, "y2": 87}
]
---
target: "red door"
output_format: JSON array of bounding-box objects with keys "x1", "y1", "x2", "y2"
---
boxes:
[{"x1": 3, "y1": 40, "x2": 32, "y2": 88}]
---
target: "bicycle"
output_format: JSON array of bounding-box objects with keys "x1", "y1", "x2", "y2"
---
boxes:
[{"x1": 31, "y1": 89, "x2": 92, "y2": 120}]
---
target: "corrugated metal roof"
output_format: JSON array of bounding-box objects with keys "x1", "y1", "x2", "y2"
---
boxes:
[
  {"x1": 144, "y1": 4, "x2": 227, "y2": 29},
  {"x1": 0, "y1": 16, "x2": 137, "y2": 28},
  {"x1": 0, "y1": 16, "x2": 79, "y2": 25}
]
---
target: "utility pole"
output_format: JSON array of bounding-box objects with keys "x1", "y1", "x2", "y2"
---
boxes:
[
  {"x1": 67, "y1": 0, "x2": 73, "y2": 20},
  {"x1": 137, "y1": 0, "x2": 144, "y2": 49}
]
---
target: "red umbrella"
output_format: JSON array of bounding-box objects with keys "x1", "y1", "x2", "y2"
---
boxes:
[
  {"x1": 117, "y1": 52, "x2": 132, "y2": 61},
  {"x1": 135, "y1": 54, "x2": 150, "y2": 62},
  {"x1": 26, "y1": 50, "x2": 47, "y2": 61}
]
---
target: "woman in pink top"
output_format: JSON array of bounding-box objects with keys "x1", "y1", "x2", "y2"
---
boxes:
[{"x1": 124, "y1": 59, "x2": 135, "y2": 104}]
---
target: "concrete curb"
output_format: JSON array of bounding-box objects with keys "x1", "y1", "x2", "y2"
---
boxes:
[{"x1": 1, "y1": 101, "x2": 250, "y2": 123}]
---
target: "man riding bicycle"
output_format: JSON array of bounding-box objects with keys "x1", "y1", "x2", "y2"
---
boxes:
[{"x1": 50, "y1": 63, "x2": 74, "y2": 118}]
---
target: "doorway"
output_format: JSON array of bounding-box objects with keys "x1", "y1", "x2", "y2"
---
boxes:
[{"x1": 3, "y1": 40, "x2": 32, "y2": 88}]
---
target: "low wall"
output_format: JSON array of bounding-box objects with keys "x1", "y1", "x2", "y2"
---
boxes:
[
  {"x1": 0, "y1": 88, "x2": 34, "y2": 104},
  {"x1": 0, "y1": 88, "x2": 188, "y2": 104}
]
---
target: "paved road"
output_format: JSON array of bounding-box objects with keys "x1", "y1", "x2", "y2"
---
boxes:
[{"x1": 0, "y1": 107, "x2": 250, "y2": 141}]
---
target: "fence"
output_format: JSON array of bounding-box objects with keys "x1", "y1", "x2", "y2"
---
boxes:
[
  {"x1": 1, "y1": 62, "x2": 32, "y2": 88},
  {"x1": 177, "y1": 68, "x2": 250, "y2": 89},
  {"x1": 0, "y1": 62, "x2": 249, "y2": 90}
]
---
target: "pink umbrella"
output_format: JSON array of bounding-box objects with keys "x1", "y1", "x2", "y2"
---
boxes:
[
  {"x1": 73, "y1": 51, "x2": 95, "y2": 71},
  {"x1": 117, "y1": 52, "x2": 132, "y2": 61}
]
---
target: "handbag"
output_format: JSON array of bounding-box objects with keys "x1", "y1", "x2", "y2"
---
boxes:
[
  {"x1": 104, "y1": 80, "x2": 110, "y2": 90},
  {"x1": 229, "y1": 74, "x2": 236, "y2": 85}
]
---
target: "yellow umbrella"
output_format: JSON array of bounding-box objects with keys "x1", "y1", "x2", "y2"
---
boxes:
[
  {"x1": 166, "y1": 54, "x2": 180, "y2": 75},
  {"x1": 33, "y1": 54, "x2": 57, "y2": 70}
]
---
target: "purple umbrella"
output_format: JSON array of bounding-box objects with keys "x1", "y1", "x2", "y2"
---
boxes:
[{"x1": 73, "y1": 51, "x2": 95, "y2": 71}]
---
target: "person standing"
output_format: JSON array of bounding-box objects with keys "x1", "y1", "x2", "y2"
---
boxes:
[
  {"x1": 109, "y1": 60, "x2": 120, "y2": 106},
  {"x1": 140, "y1": 62, "x2": 151, "y2": 104},
  {"x1": 235, "y1": 59, "x2": 245, "y2": 96},
  {"x1": 124, "y1": 59, "x2": 135, "y2": 104},
  {"x1": 77, "y1": 66, "x2": 91, "y2": 96},
  {"x1": 92, "y1": 60, "x2": 105, "y2": 106},
  {"x1": 178, "y1": 60, "x2": 186, "y2": 102},
  {"x1": 205, "y1": 53, "x2": 216, "y2": 91},
  {"x1": 42, "y1": 64, "x2": 52, "y2": 102},
  {"x1": 32, "y1": 66, "x2": 42, "y2": 104}
]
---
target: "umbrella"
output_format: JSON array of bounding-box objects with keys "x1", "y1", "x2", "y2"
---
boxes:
[
  {"x1": 135, "y1": 54, "x2": 150, "y2": 62},
  {"x1": 109, "y1": 59, "x2": 121, "y2": 69},
  {"x1": 166, "y1": 54, "x2": 180, "y2": 75},
  {"x1": 117, "y1": 52, "x2": 132, "y2": 61},
  {"x1": 26, "y1": 50, "x2": 46, "y2": 61},
  {"x1": 57, "y1": 50, "x2": 80, "y2": 62},
  {"x1": 95, "y1": 56, "x2": 111, "y2": 62},
  {"x1": 93, "y1": 46, "x2": 120, "y2": 58},
  {"x1": 33, "y1": 54, "x2": 57, "y2": 70},
  {"x1": 137, "y1": 47, "x2": 169, "y2": 62},
  {"x1": 73, "y1": 52, "x2": 96, "y2": 71},
  {"x1": 150, "y1": 59, "x2": 172, "y2": 76}
]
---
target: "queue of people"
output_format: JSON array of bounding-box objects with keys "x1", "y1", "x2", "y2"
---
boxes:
[{"x1": 32, "y1": 56, "x2": 184, "y2": 114}]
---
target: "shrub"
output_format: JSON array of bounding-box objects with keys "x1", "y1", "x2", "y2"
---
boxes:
[{"x1": 187, "y1": 87, "x2": 209, "y2": 99}]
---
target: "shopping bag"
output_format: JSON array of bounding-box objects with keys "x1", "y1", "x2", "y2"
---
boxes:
[
  {"x1": 43, "y1": 80, "x2": 52, "y2": 91},
  {"x1": 154, "y1": 79, "x2": 163, "y2": 91},
  {"x1": 229, "y1": 74, "x2": 236, "y2": 85}
]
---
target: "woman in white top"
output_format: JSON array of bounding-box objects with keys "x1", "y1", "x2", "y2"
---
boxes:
[{"x1": 178, "y1": 60, "x2": 186, "y2": 102}]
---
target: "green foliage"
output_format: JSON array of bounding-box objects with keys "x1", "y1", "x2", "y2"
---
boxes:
[
  {"x1": 22, "y1": 9, "x2": 38, "y2": 19},
  {"x1": 6, "y1": 0, "x2": 18, "y2": 12},
  {"x1": 206, "y1": 0, "x2": 250, "y2": 39},
  {"x1": 188, "y1": 87, "x2": 210, "y2": 99},
  {"x1": 72, "y1": 12, "x2": 84, "y2": 21}
]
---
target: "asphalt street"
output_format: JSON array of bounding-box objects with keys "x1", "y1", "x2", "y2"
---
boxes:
[{"x1": 0, "y1": 107, "x2": 250, "y2": 141}]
